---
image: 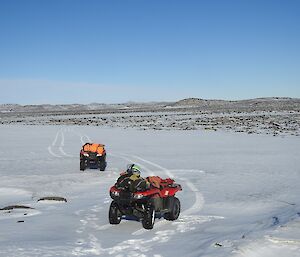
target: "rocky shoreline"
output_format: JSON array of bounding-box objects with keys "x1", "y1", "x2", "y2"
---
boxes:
[{"x1": 1, "y1": 97, "x2": 300, "y2": 136}]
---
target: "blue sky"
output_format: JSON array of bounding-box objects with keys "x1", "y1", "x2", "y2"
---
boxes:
[{"x1": 0, "y1": 0, "x2": 299, "y2": 104}]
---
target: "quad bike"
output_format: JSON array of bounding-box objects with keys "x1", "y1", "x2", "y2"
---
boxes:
[
  {"x1": 80, "y1": 143, "x2": 107, "y2": 171},
  {"x1": 109, "y1": 177, "x2": 182, "y2": 229}
]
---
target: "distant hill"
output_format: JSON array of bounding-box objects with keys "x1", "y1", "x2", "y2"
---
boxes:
[
  {"x1": 172, "y1": 98, "x2": 227, "y2": 106},
  {"x1": 173, "y1": 97, "x2": 297, "y2": 106},
  {"x1": 1, "y1": 97, "x2": 300, "y2": 114},
  {"x1": 171, "y1": 97, "x2": 300, "y2": 111},
  {"x1": 0, "y1": 101, "x2": 168, "y2": 114}
]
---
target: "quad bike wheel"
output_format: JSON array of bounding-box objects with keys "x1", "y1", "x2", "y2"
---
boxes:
[
  {"x1": 99, "y1": 161, "x2": 107, "y2": 171},
  {"x1": 109, "y1": 201, "x2": 121, "y2": 224},
  {"x1": 164, "y1": 196, "x2": 180, "y2": 221},
  {"x1": 142, "y1": 204, "x2": 155, "y2": 229},
  {"x1": 80, "y1": 161, "x2": 86, "y2": 171}
]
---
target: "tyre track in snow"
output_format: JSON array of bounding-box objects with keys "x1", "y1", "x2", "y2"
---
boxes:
[
  {"x1": 47, "y1": 129, "x2": 63, "y2": 158},
  {"x1": 47, "y1": 128, "x2": 75, "y2": 158},
  {"x1": 47, "y1": 145, "x2": 61, "y2": 158},
  {"x1": 52, "y1": 129, "x2": 60, "y2": 146},
  {"x1": 58, "y1": 130, "x2": 73, "y2": 157},
  {"x1": 80, "y1": 135, "x2": 92, "y2": 145},
  {"x1": 69, "y1": 129, "x2": 90, "y2": 145}
]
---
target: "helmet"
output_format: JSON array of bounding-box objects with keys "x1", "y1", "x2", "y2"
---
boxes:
[
  {"x1": 126, "y1": 164, "x2": 134, "y2": 173},
  {"x1": 131, "y1": 165, "x2": 141, "y2": 175},
  {"x1": 126, "y1": 164, "x2": 141, "y2": 176}
]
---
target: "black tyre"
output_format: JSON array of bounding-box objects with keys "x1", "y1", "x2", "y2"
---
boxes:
[
  {"x1": 80, "y1": 161, "x2": 86, "y2": 171},
  {"x1": 142, "y1": 204, "x2": 155, "y2": 229},
  {"x1": 99, "y1": 161, "x2": 106, "y2": 171},
  {"x1": 164, "y1": 197, "x2": 180, "y2": 221},
  {"x1": 109, "y1": 201, "x2": 121, "y2": 224}
]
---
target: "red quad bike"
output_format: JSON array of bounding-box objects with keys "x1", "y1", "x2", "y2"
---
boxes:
[{"x1": 109, "y1": 178, "x2": 182, "y2": 229}]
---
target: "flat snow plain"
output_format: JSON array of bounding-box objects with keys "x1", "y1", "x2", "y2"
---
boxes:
[{"x1": 0, "y1": 125, "x2": 300, "y2": 257}]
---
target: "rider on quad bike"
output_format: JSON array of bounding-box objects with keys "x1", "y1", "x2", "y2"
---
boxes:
[
  {"x1": 115, "y1": 164, "x2": 150, "y2": 192},
  {"x1": 80, "y1": 143, "x2": 107, "y2": 171},
  {"x1": 109, "y1": 164, "x2": 182, "y2": 229}
]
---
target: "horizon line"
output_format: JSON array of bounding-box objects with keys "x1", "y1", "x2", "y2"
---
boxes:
[{"x1": 0, "y1": 96, "x2": 298, "y2": 106}]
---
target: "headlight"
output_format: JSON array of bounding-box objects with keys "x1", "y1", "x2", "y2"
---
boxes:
[
  {"x1": 133, "y1": 194, "x2": 144, "y2": 199},
  {"x1": 111, "y1": 191, "x2": 119, "y2": 197},
  {"x1": 83, "y1": 153, "x2": 89, "y2": 157},
  {"x1": 97, "y1": 153, "x2": 102, "y2": 156}
]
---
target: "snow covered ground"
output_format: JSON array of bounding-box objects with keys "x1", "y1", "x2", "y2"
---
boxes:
[{"x1": 0, "y1": 125, "x2": 300, "y2": 257}]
